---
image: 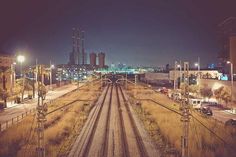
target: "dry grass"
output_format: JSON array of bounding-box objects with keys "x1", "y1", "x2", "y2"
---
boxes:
[
  {"x1": 0, "y1": 82, "x2": 100, "y2": 157},
  {"x1": 127, "y1": 84, "x2": 236, "y2": 157}
]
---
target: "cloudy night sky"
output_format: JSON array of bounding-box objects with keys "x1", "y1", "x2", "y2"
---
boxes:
[{"x1": 1, "y1": 0, "x2": 236, "y2": 67}]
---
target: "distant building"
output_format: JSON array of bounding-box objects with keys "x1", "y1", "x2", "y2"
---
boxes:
[
  {"x1": 98, "y1": 52, "x2": 105, "y2": 68},
  {"x1": 89, "y1": 53, "x2": 96, "y2": 67},
  {"x1": 218, "y1": 17, "x2": 236, "y2": 73}
]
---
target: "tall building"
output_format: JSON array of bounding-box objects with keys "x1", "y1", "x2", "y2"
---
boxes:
[
  {"x1": 76, "y1": 28, "x2": 80, "y2": 65},
  {"x1": 69, "y1": 28, "x2": 81, "y2": 65},
  {"x1": 98, "y1": 52, "x2": 105, "y2": 68},
  {"x1": 90, "y1": 52, "x2": 96, "y2": 67},
  {"x1": 218, "y1": 17, "x2": 236, "y2": 73},
  {"x1": 81, "y1": 31, "x2": 85, "y2": 65}
]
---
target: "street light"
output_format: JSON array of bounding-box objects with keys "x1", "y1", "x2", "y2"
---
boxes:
[
  {"x1": 10, "y1": 62, "x2": 16, "y2": 96},
  {"x1": 227, "y1": 61, "x2": 234, "y2": 110},
  {"x1": 195, "y1": 57, "x2": 200, "y2": 97},
  {"x1": 17, "y1": 54, "x2": 25, "y2": 102},
  {"x1": 17, "y1": 55, "x2": 25, "y2": 77},
  {"x1": 50, "y1": 61, "x2": 54, "y2": 90}
]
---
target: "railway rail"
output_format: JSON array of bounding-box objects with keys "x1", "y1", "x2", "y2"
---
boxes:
[{"x1": 68, "y1": 82, "x2": 158, "y2": 157}]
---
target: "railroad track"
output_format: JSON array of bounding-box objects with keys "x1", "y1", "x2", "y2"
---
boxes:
[
  {"x1": 68, "y1": 84, "x2": 111, "y2": 157},
  {"x1": 118, "y1": 85, "x2": 149, "y2": 157},
  {"x1": 68, "y1": 83, "x2": 157, "y2": 157}
]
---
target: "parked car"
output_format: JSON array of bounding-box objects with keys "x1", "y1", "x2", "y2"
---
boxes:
[
  {"x1": 225, "y1": 119, "x2": 236, "y2": 127},
  {"x1": 200, "y1": 106, "x2": 213, "y2": 116}
]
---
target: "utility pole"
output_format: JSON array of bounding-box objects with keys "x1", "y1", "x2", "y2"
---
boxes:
[
  {"x1": 100, "y1": 73, "x2": 103, "y2": 90},
  {"x1": 36, "y1": 65, "x2": 47, "y2": 157},
  {"x1": 174, "y1": 61, "x2": 177, "y2": 91},
  {"x1": 181, "y1": 62, "x2": 190, "y2": 157},
  {"x1": 126, "y1": 72, "x2": 128, "y2": 89},
  {"x1": 50, "y1": 61, "x2": 52, "y2": 90}
]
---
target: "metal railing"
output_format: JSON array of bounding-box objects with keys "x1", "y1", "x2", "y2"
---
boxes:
[{"x1": 0, "y1": 109, "x2": 36, "y2": 132}]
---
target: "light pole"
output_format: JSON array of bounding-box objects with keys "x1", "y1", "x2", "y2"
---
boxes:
[
  {"x1": 10, "y1": 62, "x2": 16, "y2": 97},
  {"x1": 17, "y1": 55, "x2": 25, "y2": 102},
  {"x1": 174, "y1": 61, "x2": 177, "y2": 91},
  {"x1": 195, "y1": 57, "x2": 200, "y2": 97},
  {"x1": 227, "y1": 61, "x2": 234, "y2": 110},
  {"x1": 177, "y1": 63, "x2": 182, "y2": 88},
  {"x1": 17, "y1": 55, "x2": 25, "y2": 77},
  {"x1": 49, "y1": 61, "x2": 54, "y2": 90}
]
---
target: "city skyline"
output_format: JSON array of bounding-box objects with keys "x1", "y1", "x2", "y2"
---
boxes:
[{"x1": 1, "y1": 0, "x2": 236, "y2": 67}]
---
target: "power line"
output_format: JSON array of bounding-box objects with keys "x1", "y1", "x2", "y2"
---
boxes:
[
  {"x1": 46, "y1": 99, "x2": 91, "y2": 115},
  {"x1": 190, "y1": 114, "x2": 228, "y2": 145},
  {"x1": 136, "y1": 98, "x2": 182, "y2": 116}
]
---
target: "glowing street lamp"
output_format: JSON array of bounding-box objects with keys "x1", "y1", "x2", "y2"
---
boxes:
[
  {"x1": 17, "y1": 55, "x2": 25, "y2": 77},
  {"x1": 195, "y1": 57, "x2": 201, "y2": 97},
  {"x1": 17, "y1": 54, "x2": 25, "y2": 102},
  {"x1": 227, "y1": 61, "x2": 234, "y2": 110},
  {"x1": 50, "y1": 61, "x2": 54, "y2": 90}
]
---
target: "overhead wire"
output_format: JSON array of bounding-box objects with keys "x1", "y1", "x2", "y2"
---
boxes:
[{"x1": 129, "y1": 83, "x2": 234, "y2": 150}]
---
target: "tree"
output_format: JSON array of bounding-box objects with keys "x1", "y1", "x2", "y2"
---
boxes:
[
  {"x1": 189, "y1": 85, "x2": 199, "y2": 96},
  {"x1": 16, "y1": 78, "x2": 33, "y2": 102},
  {"x1": 214, "y1": 86, "x2": 231, "y2": 107},
  {"x1": 214, "y1": 86, "x2": 224, "y2": 103},
  {"x1": 200, "y1": 86, "x2": 213, "y2": 101}
]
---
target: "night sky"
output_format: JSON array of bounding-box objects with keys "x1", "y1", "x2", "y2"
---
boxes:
[{"x1": 1, "y1": 0, "x2": 236, "y2": 67}]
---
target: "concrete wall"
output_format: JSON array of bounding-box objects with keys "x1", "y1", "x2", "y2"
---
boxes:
[
  {"x1": 169, "y1": 70, "x2": 221, "y2": 80},
  {"x1": 145, "y1": 72, "x2": 169, "y2": 81},
  {"x1": 199, "y1": 79, "x2": 236, "y2": 101}
]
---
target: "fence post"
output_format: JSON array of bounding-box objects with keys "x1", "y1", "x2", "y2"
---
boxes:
[{"x1": 12, "y1": 118, "x2": 14, "y2": 125}]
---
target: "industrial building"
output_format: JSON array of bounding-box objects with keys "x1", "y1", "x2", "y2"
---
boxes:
[
  {"x1": 89, "y1": 52, "x2": 96, "y2": 67},
  {"x1": 98, "y1": 52, "x2": 105, "y2": 68}
]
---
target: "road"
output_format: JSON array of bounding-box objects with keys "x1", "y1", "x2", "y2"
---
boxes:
[
  {"x1": 0, "y1": 84, "x2": 78, "y2": 123},
  {"x1": 68, "y1": 83, "x2": 159, "y2": 157},
  {"x1": 210, "y1": 107, "x2": 236, "y2": 123}
]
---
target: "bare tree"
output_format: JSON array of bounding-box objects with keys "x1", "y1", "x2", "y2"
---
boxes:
[
  {"x1": 214, "y1": 86, "x2": 231, "y2": 107},
  {"x1": 200, "y1": 86, "x2": 213, "y2": 101}
]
